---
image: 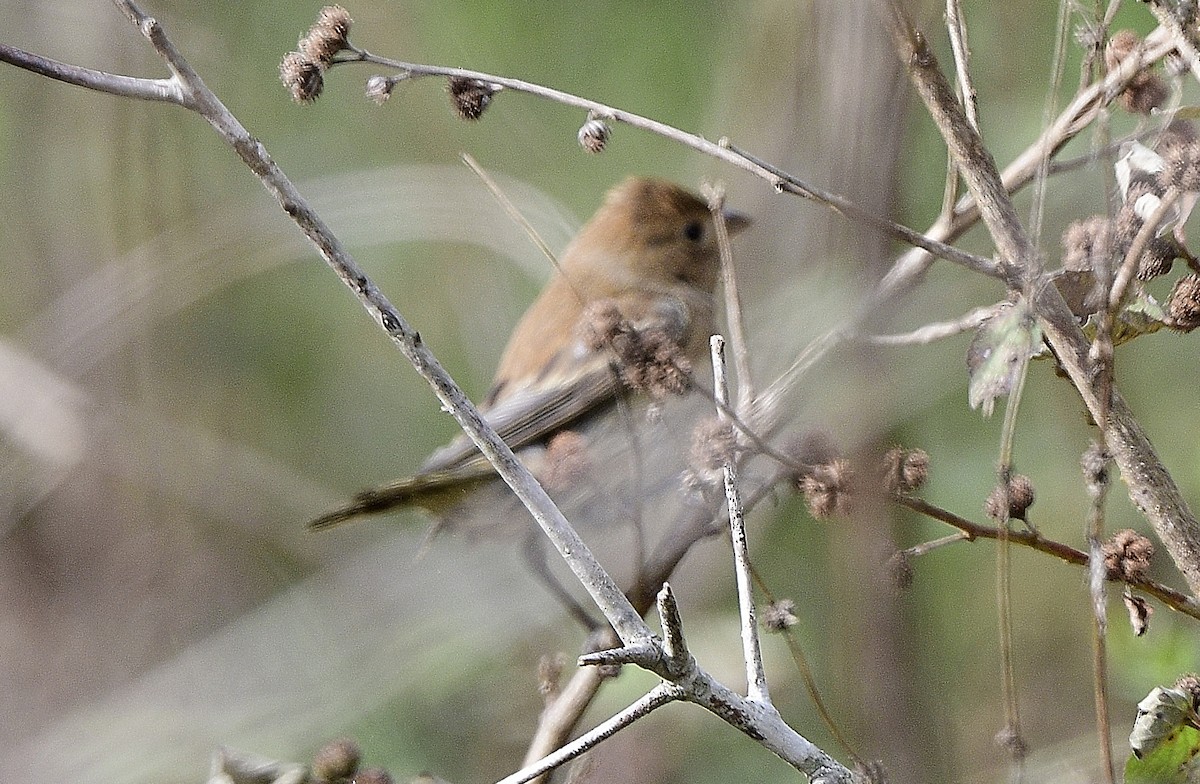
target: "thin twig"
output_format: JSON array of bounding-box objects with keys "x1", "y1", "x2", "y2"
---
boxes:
[
  {"x1": 704, "y1": 183, "x2": 756, "y2": 414},
  {"x1": 894, "y1": 495, "x2": 1200, "y2": 620},
  {"x1": 496, "y1": 683, "x2": 683, "y2": 784},
  {"x1": 711, "y1": 336, "x2": 769, "y2": 704},
  {"x1": 945, "y1": 0, "x2": 979, "y2": 131},
  {"x1": 864, "y1": 303, "x2": 1004, "y2": 346}
]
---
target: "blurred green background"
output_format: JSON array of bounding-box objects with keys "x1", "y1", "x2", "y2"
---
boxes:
[{"x1": 2, "y1": 2, "x2": 1198, "y2": 783}]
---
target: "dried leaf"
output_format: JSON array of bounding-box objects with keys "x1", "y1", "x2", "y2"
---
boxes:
[{"x1": 966, "y1": 299, "x2": 1039, "y2": 417}]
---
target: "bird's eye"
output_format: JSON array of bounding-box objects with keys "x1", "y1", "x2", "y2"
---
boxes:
[{"x1": 683, "y1": 220, "x2": 704, "y2": 242}]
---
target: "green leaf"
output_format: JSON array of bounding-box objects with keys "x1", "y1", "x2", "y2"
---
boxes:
[{"x1": 966, "y1": 299, "x2": 1040, "y2": 417}]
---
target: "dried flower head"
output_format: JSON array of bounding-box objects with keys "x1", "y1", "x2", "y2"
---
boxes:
[
  {"x1": 984, "y1": 474, "x2": 1035, "y2": 522},
  {"x1": 883, "y1": 447, "x2": 929, "y2": 494},
  {"x1": 299, "y1": 5, "x2": 353, "y2": 67},
  {"x1": 1105, "y1": 30, "x2": 1141, "y2": 72},
  {"x1": 578, "y1": 117, "x2": 611, "y2": 153},
  {"x1": 687, "y1": 418, "x2": 737, "y2": 487},
  {"x1": 580, "y1": 300, "x2": 691, "y2": 397},
  {"x1": 1159, "y1": 140, "x2": 1200, "y2": 192},
  {"x1": 1156, "y1": 119, "x2": 1200, "y2": 156},
  {"x1": 280, "y1": 51, "x2": 324, "y2": 103},
  {"x1": 1175, "y1": 673, "x2": 1200, "y2": 709},
  {"x1": 447, "y1": 76, "x2": 497, "y2": 120},
  {"x1": 1138, "y1": 237, "x2": 1177, "y2": 280},
  {"x1": 1121, "y1": 73, "x2": 1169, "y2": 115},
  {"x1": 1106, "y1": 31, "x2": 1168, "y2": 115},
  {"x1": 1167, "y1": 273, "x2": 1200, "y2": 331},
  {"x1": 1061, "y1": 215, "x2": 1113, "y2": 273},
  {"x1": 800, "y1": 459, "x2": 853, "y2": 519},
  {"x1": 761, "y1": 598, "x2": 799, "y2": 632},
  {"x1": 1102, "y1": 528, "x2": 1155, "y2": 582},
  {"x1": 312, "y1": 737, "x2": 361, "y2": 782}
]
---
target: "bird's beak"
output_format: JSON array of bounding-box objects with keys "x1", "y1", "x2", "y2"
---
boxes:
[{"x1": 722, "y1": 209, "x2": 752, "y2": 236}]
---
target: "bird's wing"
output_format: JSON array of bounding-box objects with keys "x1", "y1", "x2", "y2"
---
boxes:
[{"x1": 418, "y1": 355, "x2": 624, "y2": 475}]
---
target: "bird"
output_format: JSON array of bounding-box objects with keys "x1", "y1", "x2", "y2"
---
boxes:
[{"x1": 309, "y1": 176, "x2": 751, "y2": 537}]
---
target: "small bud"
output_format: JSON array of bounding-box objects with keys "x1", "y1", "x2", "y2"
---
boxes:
[
  {"x1": 312, "y1": 737, "x2": 361, "y2": 782},
  {"x1": 280, "y1": 51, "x2": 324, "y2": 103},
  {"x1": 984, "y1": 474, "x2": 1035, "y2": 522},
  {"x1": 447, "y1": 76, "x2": 497, "y2": 120},
  {"x1": 761, "y1": 598, "x2": 799, "y2": 632},
  {"x1": 995, "y1": 724, "x2": 1028, "y2": 762},
  {"x1": 578, "y1": 117, "x2": 611, "y2": 153},
  {"x1": 1102, "y1": 528, "x2": 1155, "y2": 582},
  {"x1": 1167, "y1": 273, "x2": 1200, "y2": 331},
  {"x1": 365, "y1": 75, "x2": 394, "y2": 105}
]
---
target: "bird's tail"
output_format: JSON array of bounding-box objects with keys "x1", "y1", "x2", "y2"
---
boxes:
[{"x1": 308, "y1": 467, "x2": 493, "y2": 530}]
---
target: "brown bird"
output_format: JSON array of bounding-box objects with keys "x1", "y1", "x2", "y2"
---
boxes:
[{"x1": 310, "y1": 177, "x2": 751, "y2": 534}]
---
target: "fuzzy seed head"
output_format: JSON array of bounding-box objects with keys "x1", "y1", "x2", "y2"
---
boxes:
[
  {"x1": 540, "y1": 430, "x2": 591, "y2": 493},
  {"x1": 984, "y1": 474, "x2": 1035, "y2": 522},
  {"x1": 1061, "y1": 215, "x2": 1113, "y2": 273},
  {"x1": 1167, "y1": 273, "x2": 1200, "y2": 331},
  {"x1": 1138, "y1": 237, "x2": 1177, "y2": 281},
  {"x1": 1120, "y1": 72, "x2": 1169, "y2": 115},
  {"x1": 1105, "y1": 30, "x2": 1141, "y2": 72},
  {"x1": 1159, "y1": 140, "x2": 1200, "y2": 192},
  {"x1": 762, "y1": 598, "x2": 799, "y2": 632},
  {"x1": 1175, "y1": 673, "x2": 1200, "y2": 710},
  {"x1": 299, "y1": 5, "x2": 352, "y2": 67},
  {"x1": 280, "y1": 51, "x2": 324, "y2": 103},
  {"x1": 800, "y1": 459, "x2": 853, "y2": 519},
  {"x1": 447, "y1": 77, "x2": 496, "y2": 120},
  {"x1": 883, "y1": 447, "x2": 929, "y2": 494},
  {"x1": 687, "y1": 418, "x2": 737, "y2": 488},
  {"x1": 1102, "y1": 528, "x2": 1155, "y2": 582},
  {"x1": 580, "y1": 300, "x2": 691, "y2": 398},
  {"x1": 1156, "y1": 120, "x2": 1200, "y2": 156}
]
